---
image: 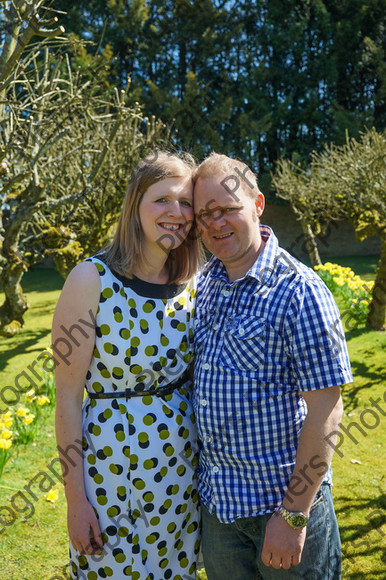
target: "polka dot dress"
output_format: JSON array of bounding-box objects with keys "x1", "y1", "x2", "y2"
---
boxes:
[{"x1": 69, "y1": 256, "x2": 200, "y2": 579}]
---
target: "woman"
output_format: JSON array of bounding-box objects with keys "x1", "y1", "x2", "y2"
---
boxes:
[{"x1": 53, "y1": 151, "x2": 204, "y2": 579}]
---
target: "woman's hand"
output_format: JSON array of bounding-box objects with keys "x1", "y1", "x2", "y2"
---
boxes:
[{"x1": 68, "y1": 498, "x2": 103, "y2": 555}]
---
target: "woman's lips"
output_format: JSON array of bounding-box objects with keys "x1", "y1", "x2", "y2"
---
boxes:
[{"x1": 159, "y1": 223, "x2": 183, "y2": 231}]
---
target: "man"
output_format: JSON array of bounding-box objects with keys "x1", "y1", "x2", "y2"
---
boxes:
[{"x1": 192, "y1": 153, "x2": 353, "y2": 579}]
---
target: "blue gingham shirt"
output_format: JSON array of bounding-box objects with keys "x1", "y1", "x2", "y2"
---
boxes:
[{"x1": 193, "y1": 225, "x2": 353, "y2": 523}]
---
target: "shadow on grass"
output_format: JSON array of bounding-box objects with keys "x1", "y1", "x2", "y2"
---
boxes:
[
  {"x1": 0, "y1": 267, "x2": 63, "y2": 296},
  {"x1": 342, "y1": 538, "x2": 386, "y2": 578},
  {"x1": 340, "y1": 325, "x2": 385, "y2": 413},
  {"x1": 22, "y1": 268, "x2": 64, "y2": 293},
  {"x1": 338, "y1": 493, "x2": 386, "y2": 577},
  {"x1": 0, "y1": 329, "x2": 51, "y2": 372},
  {"x1": 0, "y1": 268, "x2": 63, "y2": 377},
  {"x1": 336, "y1": 493, "x2": 386, "y2": 536},
  {"x1": 341, "y1": 363, "x2": 385, "y2": 414},
  {"x1": 29, "y1": 303, "x2": 58, "y2": 317},
  {"x1": 345, "y1": 325, "x2": 375, "y2": 341}
]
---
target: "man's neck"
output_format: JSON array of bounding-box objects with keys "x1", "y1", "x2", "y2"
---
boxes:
[{"x1": 225, "y1": 239, "x2": 266, "y2": 283}]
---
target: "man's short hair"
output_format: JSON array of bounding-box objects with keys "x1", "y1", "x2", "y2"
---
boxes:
[{"x1": 193, "y1": 152, "x2": 261, "y2": 198}]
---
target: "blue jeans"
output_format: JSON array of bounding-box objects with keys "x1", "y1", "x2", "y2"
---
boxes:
[{"x1": 201, "y1": 484, "x2": 342, "y2": 579}]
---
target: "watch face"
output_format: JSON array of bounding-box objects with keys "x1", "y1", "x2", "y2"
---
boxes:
[{"x1": 291, "y1": 514, "x2": 307, "y2": 528}]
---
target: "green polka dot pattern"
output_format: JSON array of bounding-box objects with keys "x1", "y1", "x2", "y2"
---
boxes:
[{"x1": 69, "y1": 256, "x2": 200, "y2": 578}]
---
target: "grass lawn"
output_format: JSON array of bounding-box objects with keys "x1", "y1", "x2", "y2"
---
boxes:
[{"x1": 0, "y1": 257, "x2": 385, "y2": 579}]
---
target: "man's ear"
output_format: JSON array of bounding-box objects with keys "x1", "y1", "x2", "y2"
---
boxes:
[{"x1": 255, "y1": 193, "x2": 265, "y2": 217}]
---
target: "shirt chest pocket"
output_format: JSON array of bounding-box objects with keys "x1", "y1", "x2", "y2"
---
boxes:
[{"x1": 220, "y1": 317, "x2": 268, "y2": 372}]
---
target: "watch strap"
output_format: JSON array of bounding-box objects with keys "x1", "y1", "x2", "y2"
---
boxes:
[{"x1": 277, "y1": 504, "x2": 309, "y2": 529}]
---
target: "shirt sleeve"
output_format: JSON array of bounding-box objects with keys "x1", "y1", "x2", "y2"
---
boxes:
[{"x1": 288, "y1": 277, "x2": 353, "y2": 391}]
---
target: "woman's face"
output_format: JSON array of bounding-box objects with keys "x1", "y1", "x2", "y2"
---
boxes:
[{"x1": 139, "y1": 176, "x2": 194, "y2": 257}]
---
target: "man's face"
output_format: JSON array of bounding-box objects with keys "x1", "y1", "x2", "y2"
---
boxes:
[{"x1": 194, "y1": 176, "x2": 265, "y2": 277}]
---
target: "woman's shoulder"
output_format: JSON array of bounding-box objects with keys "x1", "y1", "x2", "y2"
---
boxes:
[
  {"x1": 63, "y1": 258, "x2": 103, "y2": 294},
  {"x1": 54, "y1": 260, "x2": 101, "y2": 322}
]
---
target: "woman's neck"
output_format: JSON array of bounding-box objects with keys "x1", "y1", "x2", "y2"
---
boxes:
[{"x1": 133, "y1": 260, "x2": 169, "y2": 284}]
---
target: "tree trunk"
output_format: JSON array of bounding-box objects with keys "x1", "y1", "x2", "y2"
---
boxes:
[
  {"x1": 301, "y1": 221, "x2": 322, "y2": 267},
  {"x1": 0, "y1": 239, "x2": 29, "y2": 337},
  {"x1": 366, "y1": 236, "x2": 386, "y2": 331}
]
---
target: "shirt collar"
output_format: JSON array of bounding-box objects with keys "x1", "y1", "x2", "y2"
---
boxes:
[{"x1": 201, "y1": 224, "x2": 279, "y2": 285}]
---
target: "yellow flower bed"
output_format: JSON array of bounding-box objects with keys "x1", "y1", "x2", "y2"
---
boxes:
[
  {"x1": 0, "y1": 413, "x2": 15, "y2": 478},
  {"x1": 314, "y1": 263, "x2": 372, "y2": 322},
  {"x1": 0, "y1": 356, "x2": 56, "y2": 480}
]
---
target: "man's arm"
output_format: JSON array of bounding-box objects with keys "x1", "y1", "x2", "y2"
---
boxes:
[{"x1": 261, "y1": 385, "x2": 343, "y2": 570}]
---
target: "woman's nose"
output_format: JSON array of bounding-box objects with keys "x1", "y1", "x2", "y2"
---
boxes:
[{"x1": 167, "y1": 201, "x2": 182, "y2": 217}]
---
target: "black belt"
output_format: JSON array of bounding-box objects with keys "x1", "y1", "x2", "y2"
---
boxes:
[{"x1": 87, "y1": 372, "x2": 189, "y2": 401}]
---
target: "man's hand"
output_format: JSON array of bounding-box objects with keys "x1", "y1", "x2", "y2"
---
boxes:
[{"x1": 261, "y1": 511, "x2": 307, "y2": 569}]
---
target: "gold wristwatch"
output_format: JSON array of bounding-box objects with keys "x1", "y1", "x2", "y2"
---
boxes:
[{"x1": 277, "y1": 505, "x2": 309, "y2": 529}]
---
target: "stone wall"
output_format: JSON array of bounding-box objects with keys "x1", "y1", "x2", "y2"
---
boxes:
[{"x1": 263, "y1": 204, "x2": 380, "y2": 261}]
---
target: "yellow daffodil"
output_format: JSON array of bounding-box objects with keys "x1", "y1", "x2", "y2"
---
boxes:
[
  {"x1": 315, "y1": 261, "x2": 373, "y2": 326},
  {"x1": 36, "y1": 395, "x2": 50, "y2": 406},
  {"x1": 1, "y1": 411, "x2": 12, "y2": 419},
  {"x1": 16, "y1": 407, "x2": 29, "y2": 417},
  {"x1": 41, "y1": 346, "x2": 54, "y2": 357},
  {"x1": 0, "y1": 417, "x2": 13, "y2": 428},
  {"x1": 0, "y1": 429, "x2": 12, "y2": 440},
  {"x1": 0, "y1": 438, "x2": 12, "y2": 450},
  {"x1": 333, "y1": 277, "x2": 345, "y2": 287},
  {"x1": 22, "y1": 414, "x2": 35, "y2": 425},
  {"x1": 25, "y1": 389, "x2": 37, "y2": 402},
  {"x1": 45, "y1": 489, "x2": 59, "y2": 503}
]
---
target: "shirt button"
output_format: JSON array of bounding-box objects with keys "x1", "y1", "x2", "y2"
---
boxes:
[
  {"x1": 201, "y1": 399, "x2": 208, "y2": 406},
  {"x1": 238, "y1": 327, "x2": 245, "y2": 336},
  {"x1": 212, "y1": 466, "x2": 219, "y2": 473},
  {"x1": 222, "y1": 289, "x2": 230, "y2": 297},
  {"x1": 205, "y1": 435, "x2": 212, "y2": 443},
  {"x1": 213, "y1": 323, "x2": 219, "y2": 330},
  {"x1": 202, "y1": 362, "x2": 210, "y2": 370}
]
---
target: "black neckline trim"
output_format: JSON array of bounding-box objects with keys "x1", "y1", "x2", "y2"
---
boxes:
[{"x1": 92, "y1": 254, "x2": 187, "y2": 299}]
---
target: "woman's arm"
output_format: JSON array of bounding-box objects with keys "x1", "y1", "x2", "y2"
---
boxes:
[{"x1": 52, "y1": 261, "x2": 102, "y2": 555}]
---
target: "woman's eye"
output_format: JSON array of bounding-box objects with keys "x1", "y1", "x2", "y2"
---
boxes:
[
  {"x1": 155, "y1": 197, "x2": 167, "y2": 203},
  {"x1": 181, "y1": 200, "x2": 192, "y2": 207}
]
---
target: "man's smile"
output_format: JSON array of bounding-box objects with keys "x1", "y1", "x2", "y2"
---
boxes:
[{"x1": 213, "y1": 232, "x2": 233, "y2": 239}]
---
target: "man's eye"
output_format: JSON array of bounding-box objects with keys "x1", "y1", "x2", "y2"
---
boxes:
[
  {"x1": 226, "y1": 207, "x2": 238, "y2": 213},
  {"x1": 199, "y1": 211, "x2": 210, "y2": 219}
]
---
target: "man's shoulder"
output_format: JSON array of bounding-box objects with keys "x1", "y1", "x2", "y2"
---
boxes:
[{"x1": 274, "y1": 245, "x2": 324, "y2": 287}]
